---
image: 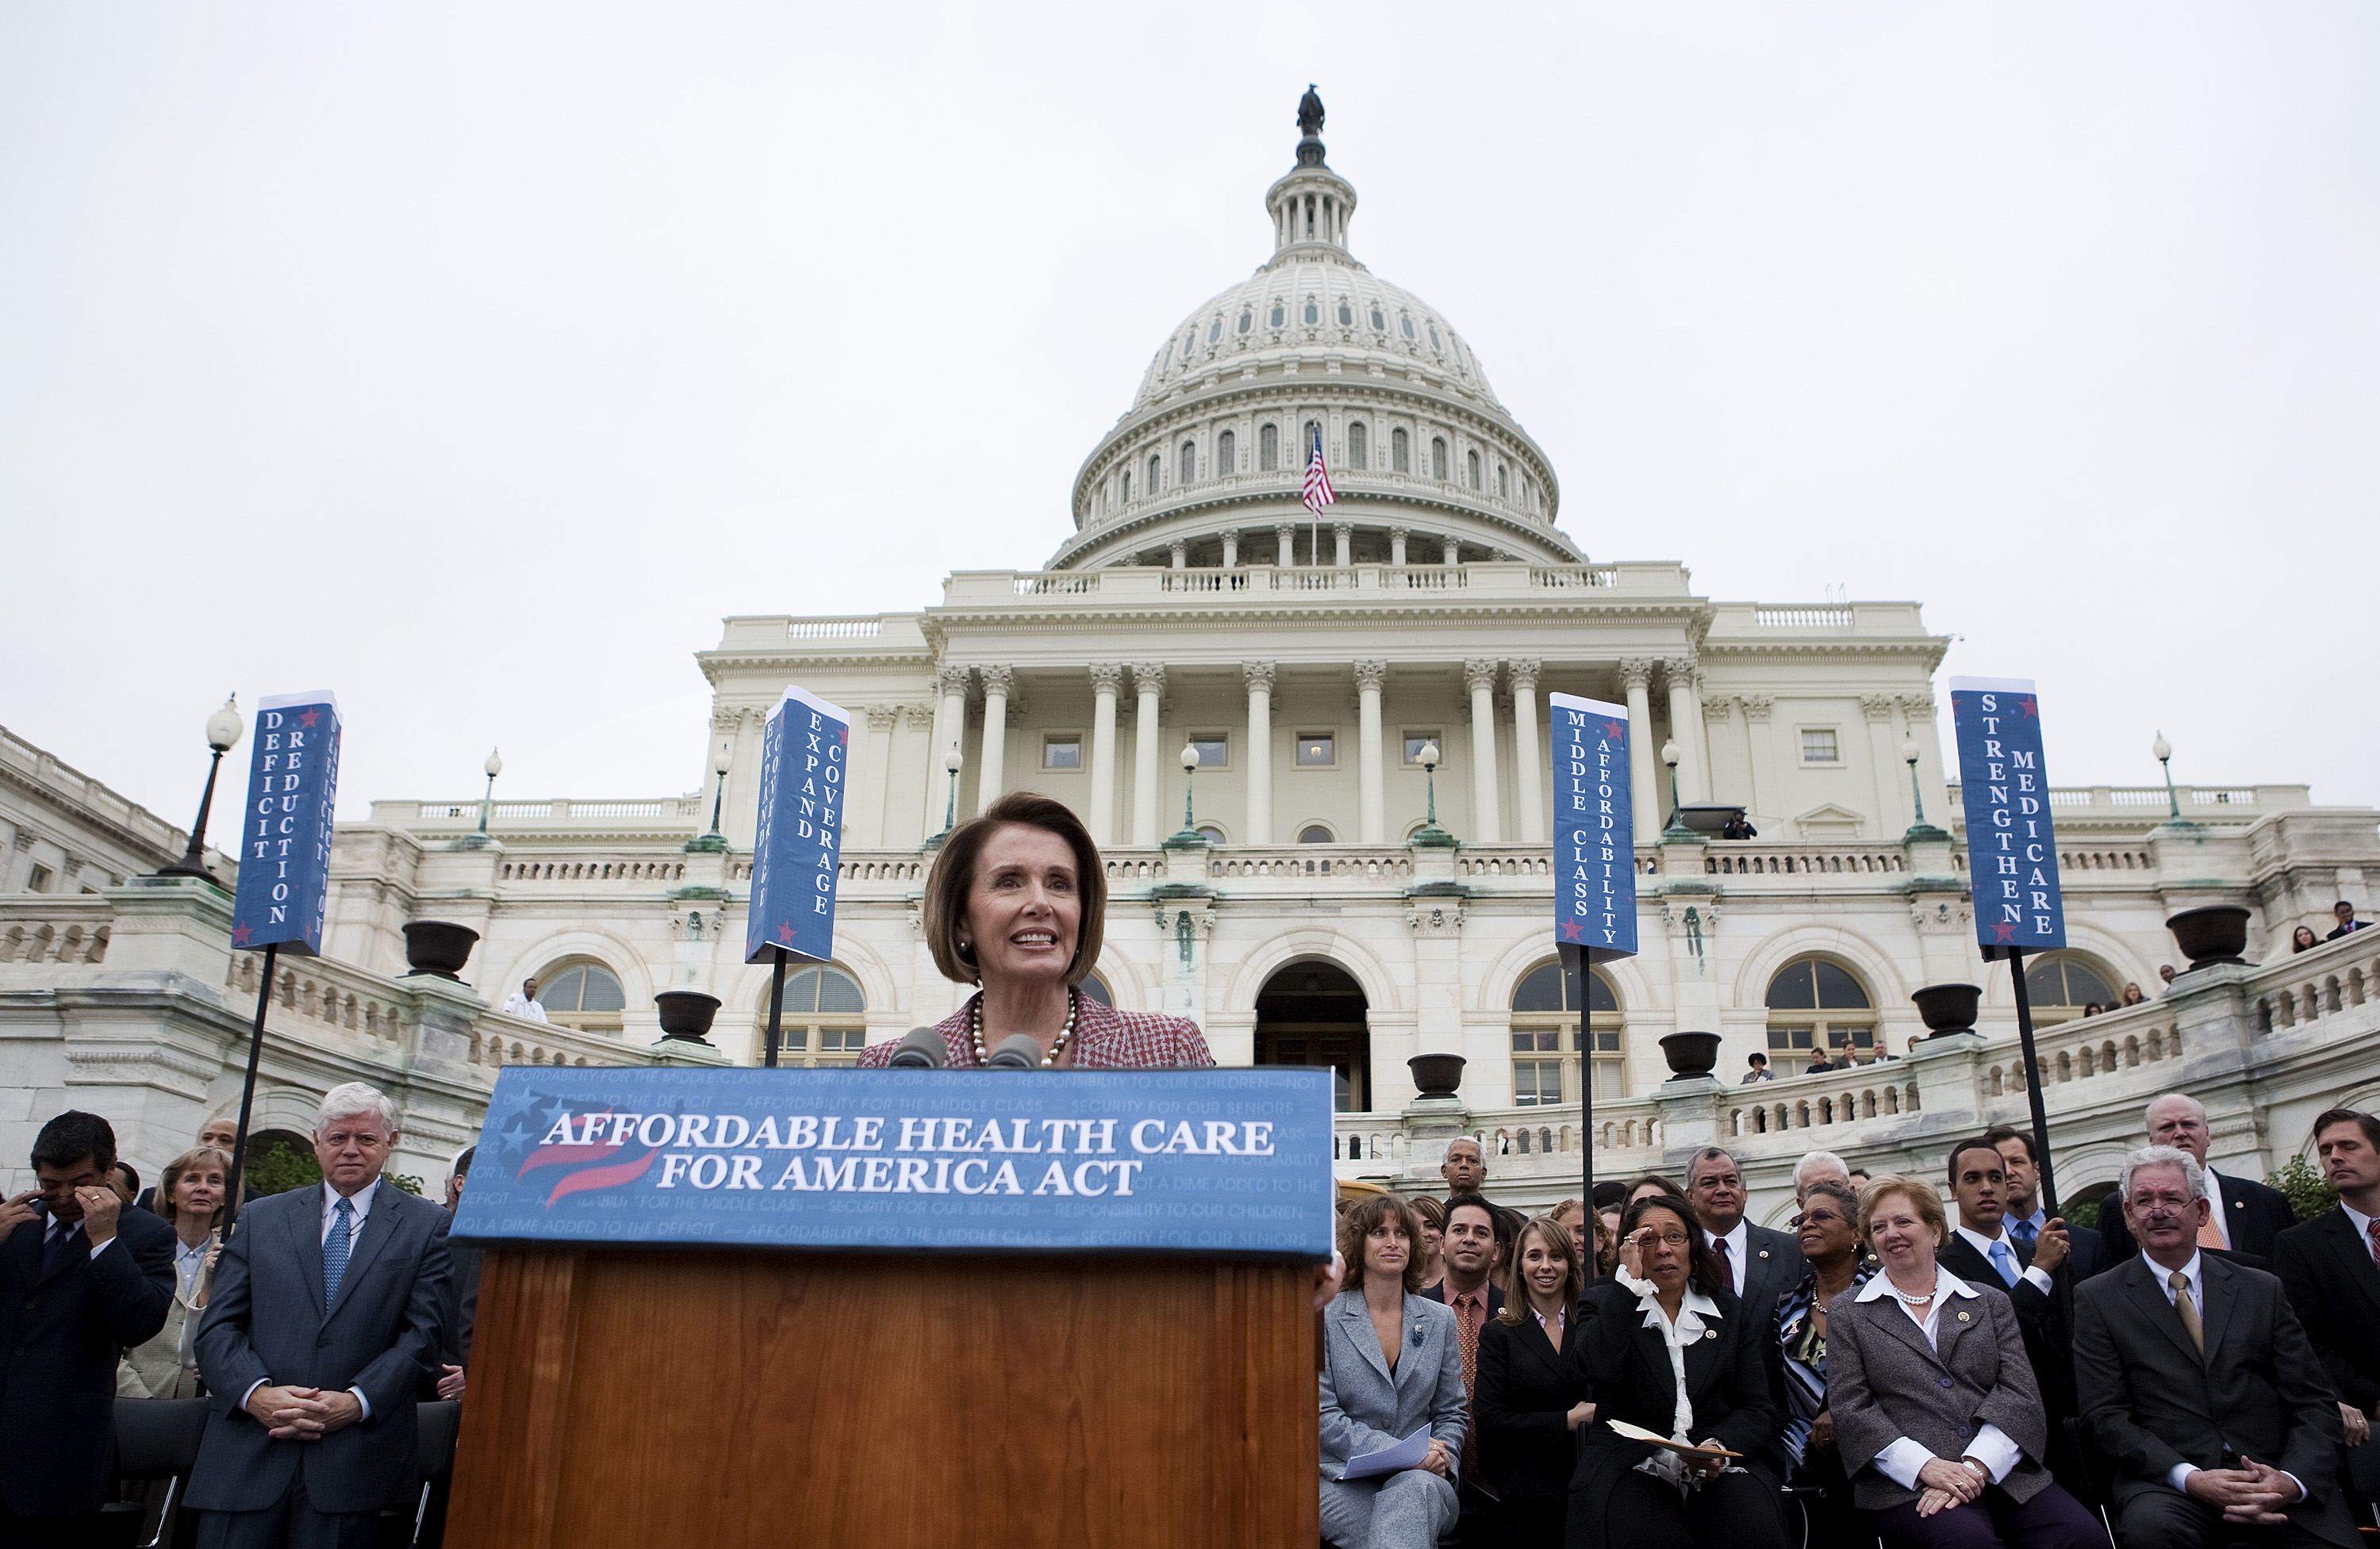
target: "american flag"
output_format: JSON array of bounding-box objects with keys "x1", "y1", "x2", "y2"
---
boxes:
[{"x1": 1303, "y1": 426, "x2": 1336, "y2": 566}]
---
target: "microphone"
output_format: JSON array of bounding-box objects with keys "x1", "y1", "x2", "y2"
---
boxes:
[
  {"x1": 888, "y1": 1027, "x2": 947, "y2": 1069},
  {"x1": 985, "y1": 1034, "x2": 1046, "y2": 1071}
]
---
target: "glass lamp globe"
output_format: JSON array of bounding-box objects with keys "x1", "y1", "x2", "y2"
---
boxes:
[{"x1": 205, "y1": 696, "x2": 244, "y2": 753}]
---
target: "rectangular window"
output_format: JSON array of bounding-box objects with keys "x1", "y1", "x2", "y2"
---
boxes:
[
  {"x1": 1042, "y1": 737, "x2": 1082, "y2": 770},
  {"x1": 24, "y1": 865, "x2": 51, "y2": 895},
  {"x1": 1401, "y1": 731, "x2": 1442, "y2": 766},
  {"x1": 819, "y1": 1028, "x2": 867, "y2": 1060},
  {"x1": 1295, "y1": 733, "x2": 1335, "y2": 767},
  {"x1": 1800, "y1": 728, "x2": 1840, "y2": 764},
  {"x1": 1768, "y1": 1026, "x2": 1816, "y2": 1052},
  {"x1": 1188, "y1": 734, "x2": 1228, "y2": 770},
  {"x1": 1513, "y1": 1060, "x2": 1563, "y2": 1106}
]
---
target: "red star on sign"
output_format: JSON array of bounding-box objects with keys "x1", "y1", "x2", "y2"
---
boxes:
[
  {"x1": 232, "y1": 923, "x2": 251, "y2": 946},
  {"x1": 298, "y1": 709, "x2": 320, "y2": 727},
  {"x1": 1558, "y1": 919, "x2": 1585, "y2": 941},
  {"x1": 2018, "y1": 698, "x2": 2037, "y2": 718},
  {"x1": 1991, "y1": 921, "x2": 2018, "y2": 942},
  {"x1": 1602, "y1": 720, "x2": 1626, "y2": 740},
  {"x1": 777, "y1": 922, "x2": 794, "y2": 945}
]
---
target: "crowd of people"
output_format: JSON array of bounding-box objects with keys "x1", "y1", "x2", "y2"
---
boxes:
[{"x1": 1322, "y1": 1095, "x2": 2380, "y2": 1549}]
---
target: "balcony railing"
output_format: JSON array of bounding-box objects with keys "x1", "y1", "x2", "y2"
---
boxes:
[{"x1": 945, "y1": 562, "x2": 1677, "y2": 608}]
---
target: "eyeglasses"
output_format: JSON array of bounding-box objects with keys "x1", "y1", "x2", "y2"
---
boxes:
[
  {"x1": 1791, "y1": 1211, "x2": 1845, "y2": 1229},
  {"x1": 1629, "y1": 1230, "x2": 1692, "y2": 1250}
]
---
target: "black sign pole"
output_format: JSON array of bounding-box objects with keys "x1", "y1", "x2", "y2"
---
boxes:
[
  {"x1": 763, "y1": 946, "x2": 789, "y2": 1069},
  {"x1": 1572, "y1": 945, "x2": 1595, "y2": 1212},
  {"x1": 219, "y1": 941, "x2": 278, "y2": 1235},
  {"x1": 2005, "y1": 948, "x2": 2059, "y2": 1220}
]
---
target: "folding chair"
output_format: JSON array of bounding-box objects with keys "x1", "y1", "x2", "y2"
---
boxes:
[{"x1": 101, "y1": 1398, "x2": 210, "y2": 1549}]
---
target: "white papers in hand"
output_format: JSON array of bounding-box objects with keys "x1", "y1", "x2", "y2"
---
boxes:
[{"x1": 1341, "y1": 1424, "x2": 1431, "y2": 1480}]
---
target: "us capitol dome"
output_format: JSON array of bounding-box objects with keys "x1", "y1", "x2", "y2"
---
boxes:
[{"x1": 1054, "y1": 94, "x2": 1573, "y2": 572}]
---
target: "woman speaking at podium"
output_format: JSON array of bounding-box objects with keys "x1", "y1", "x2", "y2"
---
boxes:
[{"x1": 856, "y1": 792, "x2": 1215, "y2": 1070}]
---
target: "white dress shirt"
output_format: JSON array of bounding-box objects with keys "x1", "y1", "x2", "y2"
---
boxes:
[
  {"x1": 1702, "y1": 1221, "x2": 1750, "y2": 1298},
  {"x1": 241, "y1": 1182, "x2": 378, "y2": 1421},
  {"x1": 1857, "y1": 1270, "x2": 2025, "y2": 1490},
  {"x1": 44, "y1": 1214, "x2": 113, "y2": 1261},
  {"x1": 501, "y1": 992, "x2": 547, "y2": 1022},
  {"x1": 1953, "y1": 1223, "x2": 2056, "y2": 1296},
  {"x1": 2146, "y1": 1250, "x2": 2305, "y2": 1501}
]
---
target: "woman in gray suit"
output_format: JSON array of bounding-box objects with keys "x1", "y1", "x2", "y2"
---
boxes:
[
  {"x1": 1321, "y1": 1193, "x2": 1468, "y2": 1548},
  {"x1": 1824, "y1": 1175, "x2": 2107, "y2": 1549}
]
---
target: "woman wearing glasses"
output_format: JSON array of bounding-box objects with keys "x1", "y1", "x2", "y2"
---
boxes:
[
  {"x1": 1775, "y1": 1179, "x2": 1871, "y2": 1543},
  {"x1": 1563, "y1": 1194, "x2": 1790, "y2": 1549}
]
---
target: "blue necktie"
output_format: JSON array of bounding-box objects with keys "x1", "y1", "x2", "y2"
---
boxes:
[
  {"x1": 2010, "y1": 1217, "x2": 2039, "y2": 1247},
  {"x1": 40, "y1": 1221, "x2": 79, "y2": 1277},
  {"x1": 324, "y1": 1197, "x2": 354, "y2": 1307},
  {"x1": 1989, "y1": 1240, "x2": 2019, "y2": 1287}
]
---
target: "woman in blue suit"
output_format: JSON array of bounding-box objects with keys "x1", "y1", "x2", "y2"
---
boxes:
[{"x1": 1321, "y1": 1193, "x2": 1468, "y2": 1548}]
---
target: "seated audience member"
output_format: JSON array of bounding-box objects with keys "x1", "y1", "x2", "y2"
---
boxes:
[
  {"x1": 1566, "y1": 1194, "x2": 1790, "y2": 1549},
  {"x1": 1743, "y1": 1052, "x2": 1775, "y2": 1083},
  {"x1": 2292, "y1": 926, "x2": 2321, "y2": 954},
  {"x1": 0, "y1": 1111, "x2": 176, "y2": 1546},
  {"x1": 2274, "y1": 1109, "x2": 2380, "y2": 1493},
  {"x1": 1796, "y1": 1150, "x2": 1853, "y2": 1204},
  {"x1": 1687, "y1": 1147, "x2": 1807, "y2": 1336},
  {"x1": 1320, "y1": 1194, "x2": 1466, "y2": 1549},
  {"x1": 1418, "y1": 1193, "x2": 1503, "y2": 1536},
  {"x1": 1987, "y1": 1125, "x2": 2111, "y2": 1281},
  {"x1": 2328, "y1": 900, "x2": 2367, "y2": 941},
  {"x1": 1411, "y1": 1195, "x2": 1447, "y2": 1294},
  {"x1": 118, "y1": 1144, "x2": 230, "y2": 1400},
  {"x1": 188, "y1": 1083, "x2": 453, "y2": 1547},
  {"x1": 2097, "y1": 1094, "x2": 2295, "y2": 1265},
  {"x1": 1476, "y1": 1216, "x2": 1593, "y2": 1549},
  {"x1": 1777, "y1": 1179, "x2": 1871, "y2": 1544},
  {"x1": 2074, "y1": 1146, "x2": 2355, "y2": 1549},
  {"x1": 1825, "y1": 1174, "x2": 2106, "y2": 1549}
]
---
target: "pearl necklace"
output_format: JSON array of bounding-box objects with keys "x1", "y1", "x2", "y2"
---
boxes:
[
  {"x1": 969, "y1": 987, "x2": 1077, "y2": 1068},
  {"x1": 1886, "y1": 1276, "x2": 1938, "y2": 1306}
]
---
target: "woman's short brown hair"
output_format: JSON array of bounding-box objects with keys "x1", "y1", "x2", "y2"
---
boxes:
[
  {"x1": 920, "y1": 792, "x2": 1107, "y2": 987},
  {"x1": 1858, "y1": 1173, "x2": 1949, "y2": 1245},
  {"x1": 1410, "y1": 1194, "x2": 1446, "y2": 1230},
  {"x1": 1339, "y1": 1194, "x2": 1427, "y2": 1295},
  {"x1": 152, "y1": 1145, "x2": 232, "y2": 1229}
]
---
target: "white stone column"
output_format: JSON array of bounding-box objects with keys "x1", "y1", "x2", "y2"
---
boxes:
[
  {"x1": 1275, "y1": 523, "x2": 1297, "y2": 568},
  {"x1": 1130, "y1": 662, "x2": 1165, "y2": 845},
  {"x1": 1221, "y1": 531, "x2": 1238, "y2": 568},
  {"x1": 1741, "y1": 696, "x2": 1777, "y2": 827},
  {"x1": 1169, "y1": 541, "x2": 1187, "y2": 570},
  {"x1": 924, "y1": 664, "x2": 969, "y2": 838},
  {"x1": 1333, "y1": 522, "x2": 1353, "y2": 568},
  {"x1": 1354, "y1": 660, "x2": 1387, "y2": 843},
  {"x1": 1464, "y1": 658, "x2": 1503, "y2": 844},
  {"x1": 1388, "y1": 527, "x2": 1408, "y2": 567},
  {"x1": 1662, "y1": 657, "x2": 1706, "y2": 805},
  {"x1": 1509, "y1": 658, "x2": 1544, "y2": 844},
  {"x1": 1864, "y1": 695, "x2": 1902, "y2": 837},
  {"x1": 862, "y1": 704, "x2": 897, "y2": 845},
  {"x1": 1243, "y1": 661, "x2": 1275, "y2": 845},
  {"x1": 1442, "y1": 536, "x2": 1460, "y2": 566},
  {"x1": 975, "y1": 665, "x2": 1012, "y2": 815},
  {"x1": 1088, "y1": 665, "x2": 1122, "y2": 846},
  {"x1": 1621, "y1": 659, "x2": 1660, "y2": 845}
]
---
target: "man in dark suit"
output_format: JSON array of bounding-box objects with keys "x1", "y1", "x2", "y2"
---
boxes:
[
  {"x1": 1415, "y1": 1192, "x2": 1502, "y2": 1543},
  {"x1": 2098, "y1": 1093, "x2": 2296, "y2": 1265},
  {"x1": 2274, "y1": 1107, "x2": 2380, "y2": 1494},
  {"x1": 2326, "y1": 901, "x2": 2367, "y2": 941},
  {"x1": 2075, "y1": 1144, "x2": 2357, "y2": 1549},
  {"x1": 434, "y1": 1145, "x2": 479, "y2": 1403},
  {"x1": 1685, "y1": 1145, "x2": 1806, "y2": 1325},
  {"x1": 1987, "y1": 1123, "x2": 2113, "y2": 1282},
  {"x1": 0, "y1": 1110, "x2": 177, "y2": 1545},
  {"x1": 189, "y1": 1082, "x2": 451, "y2": 1548}
]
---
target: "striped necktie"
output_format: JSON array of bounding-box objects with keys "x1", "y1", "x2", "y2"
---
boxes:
[{"x1": 324, "y1": 1197, "x2": 354, "y2": 1307}]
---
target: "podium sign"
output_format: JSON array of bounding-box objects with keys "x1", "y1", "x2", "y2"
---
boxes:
[{"x1": 452, "y1": 1065, "x2": 1335, "y2": 1260}]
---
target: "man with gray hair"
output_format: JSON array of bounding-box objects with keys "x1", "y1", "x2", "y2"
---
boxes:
[
  {"x1": 2075, "y1": 1144, "x2": 2355, "y2": 1548},
  {"x1": 2097, "y1": 1093, "x2": 2296, "y2": 1266},
  {"x1": 189, "y1": 1082, "x2": 451, "y2": 1547},
  {"x1": 1792, "y1": 1150, "x2": 1852, "y2": 1204}
]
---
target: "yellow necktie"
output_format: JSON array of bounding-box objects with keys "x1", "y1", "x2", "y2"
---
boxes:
[{"x1": 2168, "y1": 1271, "x2": 2204, "y2": 1355}]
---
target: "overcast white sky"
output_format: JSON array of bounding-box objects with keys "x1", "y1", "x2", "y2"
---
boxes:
[{"x1": 3, "y1": 3, "x2": 2374, "y2": 830}]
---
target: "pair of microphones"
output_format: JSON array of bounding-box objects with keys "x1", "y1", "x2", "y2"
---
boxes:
[{"x1": 885, "y1": 1026, "x2": 1043, "y2": 1071}]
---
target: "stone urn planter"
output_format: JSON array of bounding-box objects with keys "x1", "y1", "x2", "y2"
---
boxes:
[
  {"x1": 1658, "y1": 1031, "x2": 1722, "y2": 1079},
  {"x1": 2167, "y1": 906, "x2": 2252, "y2": 972},
  {"x1": 400, "y1": 921, "x2": 479, "y2": 981},
  {"x1": 1911, "y1": 982, "x2": 1983, "y2": 1037},
  {"x1": 1407, "y1": 1053, "x2": 1467, "y2": 1099},
  {"x1": 654, "y1": 991, "x2": 722, "y2": 1043}
]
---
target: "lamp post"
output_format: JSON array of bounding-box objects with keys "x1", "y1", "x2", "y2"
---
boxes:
[
  {"x1": 923, "y1": 745, "x2": 964, "y2": 850},
  {"x1": 457, "y1": 748, "x2": 503, "y2": 849},
  {"x1": 2152, "y1": 732, "x2": 2186, "y2": 823},
  {"x1": 1660, "y1": 739, "x2": 1701, "y2": 842},
  {"x1": 157, "y1": 695, "x2": 245, "y2": 884},
  {"x1": 1902, "y1": 738, "x2": 1948, "y2": 842},
  {"x1": 1409, "y1": 740, "x2": 1456, "y2": 847},
  {"x1": 1165, "y1": 742, "x2": 1207, "y2": 848},
  {"x1": 687, "y1": 736, "x2": 733, "y2": 853}
]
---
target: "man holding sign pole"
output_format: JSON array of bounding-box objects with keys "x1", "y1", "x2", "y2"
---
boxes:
[{"x1": 1549, "y1": 693, "x2": 1639, "y2": 1221}]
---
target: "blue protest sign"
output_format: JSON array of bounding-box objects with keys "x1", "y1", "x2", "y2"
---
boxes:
[
  {"x1": 229, "y1": 692, "x2": 340, "y2": 957},
  {"x1": 744, "y1": 686, "x2": 850, "y2": 966},
  {"x1": 1549, "y1": 692, "x2": 1637, "y2": 962},
  {"x1": 1949, "y1": 677, "x2": 2066, "y2": 952},
  {"x1": 450, "y1": 1066, "x2": 1335, "y2": 1260}
]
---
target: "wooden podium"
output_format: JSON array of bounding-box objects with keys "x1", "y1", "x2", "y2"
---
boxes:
[{"x1": 444, "y1": 1246, "x2": 1320, "y2": 1548}]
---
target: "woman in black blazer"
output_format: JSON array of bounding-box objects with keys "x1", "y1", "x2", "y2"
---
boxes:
[
  {"x1": 1564, "y1": 1196, "x2": 1791, "y2": 1549},
  {"x1": 1476, "y1": 1214, "x2": 1594, "y2": 1548}
]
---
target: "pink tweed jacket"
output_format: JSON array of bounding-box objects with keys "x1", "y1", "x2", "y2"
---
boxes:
[{"x1": 855, "y1": 990, "x2": 1214, "y2": 1070}]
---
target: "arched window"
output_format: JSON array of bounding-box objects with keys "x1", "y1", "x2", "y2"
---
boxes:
[
  {"x1": 1337, "y1": 301, "x2": 1353, "y2": 326},
  {"x1": 1180, "y1": 332, "x2": 1196, "y2": 362},
  {"x1": 1428, "y1": 324, "x2": 1442, "y2": 351},
  {"x1": 1497, "y1": 463, "x2": 1507, "y2": 499},
  {"x1": 1401, "y1": 315, "x2": 1416, "y2": 340},
  {"x1": 1120, "y1": 470, "x2": 1131, "y2": 503},
  {"x1": 1217, "y1": 428, "x2": 1235, "y2": 474},
  {"x1": 1259, "y1": 424, "x2": 1280, "y2": 471},
  {"x1": 1195, "y1": 824, "x2": 1225, "y2": 845},
  {"x1": 1269, "y1": 301, "x2": 1284, "y2": 328},
  {"x1": 1466, "y1": 449, "x2": 1480, "y2": 489},
  {"x1": 1080, "y1": 972, "x2": 1115, "y2": 1007},
  {"x1": 1765, "y1": 957, "x2": 1877, "y2": 1064},
  {"x1": 1511, "y1": 960, "x2": 1624, "y2": 1103},
  {"x1": 1303, "y1": 298, "x2": 1319, "y2": 324},
  {"x1": 538, "y1": 959, "x2": 626, "y2": 1033},
  {"x1": 1237, "y1": 309, "x2": 1252, "y2": 334},
  {"x1": 2023, "y1": 953, "x2": 2120, "y2": 1024},
  {"x1": 1347, "y1": 422, "x2": 1367, "y2": 469},
  {"x1": 1392, "y1": 427, "x2": 1410, "y2": 474},
  {"x1": 1431, "y1": 437, "x2": 1449, "y2": 481},
  {"x1": 1179, "y1": 441, "x2": 1196, "y2": 485},
  {"x1": 1298, "y1": 823, "x2": 1335, "y2": 844},
  {"x1": 1207, "y1": 317, "x2": 1222, "y2": 343},
  {"x1": 762, "y1": 964, "x2": 867, "y2": 1068},
  {"x1": 1302, "y1": 420, "x2": 1321, "y2": 464},
  {"x1": 1148, "y1": 453, "x2": 1162, "y2": 493},
  {"x1": 1370, "y1": 305, "x2": 1386, "y2": 332}
]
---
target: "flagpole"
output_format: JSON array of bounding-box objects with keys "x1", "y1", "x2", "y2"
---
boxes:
[
  {"x1": 221, "y1": 941, "x2": 278, "y2": 1235},
  {"x1": 2004, "y1": 948, "x2": 2059, "y2": 1219}
]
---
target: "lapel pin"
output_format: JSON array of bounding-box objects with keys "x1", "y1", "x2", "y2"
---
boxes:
[
  {"x1": 1758, "y1": 1249, "x2": 1771, "y2": 1259},
  {"x1": 1703, "y1": 1329, "x2": 1718, "y2": 1340},
  {"x1": 1956, "y1": 1311, "x2": 1970, "y2": 1322},
  {"x1": 1411, "y1": 1325, "x2": 1425, "y2": 1347}
]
